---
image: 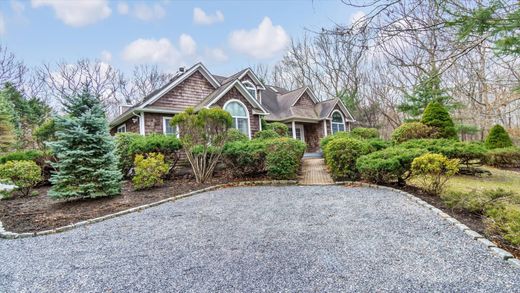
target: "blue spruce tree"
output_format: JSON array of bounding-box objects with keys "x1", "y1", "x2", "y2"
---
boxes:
[{"x1": 48, "y1": 89, "x2": 121, "y2": 199}]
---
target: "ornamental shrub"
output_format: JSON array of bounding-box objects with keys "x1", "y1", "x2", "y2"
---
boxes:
[
  {"x1": 411, "y1": 153, "x2": 459, "y2": 195},
  {"x1": 132, "y1": 153, "x2": 169, "y2": 190},
  {"x1": 227, "y1": 128, "x2": 248, "y2": 142},
  {"x1": 485, "y1": 147, "x2": 520, "y2": 168},
  {"x1": 253, "y1": 129, "x2": 280, "y2": 140},
  {"x1": 351, "y1": 127, "x2": 379, "y2": 139},
  {"x1": 356, "y1": 147, "x2": 426, "y2": 185},
  {"x1": 0, "y1": 160, "x2": 42, "y2": 197},
  {"x1": 365, "y1": 138, "x2": 391, "y2": 152},
  {"x1": 400, "y1": 139, "x2": 487, "y2": 167},
  {"x1": 265, "y1": 138, "x2": 306, "y2": 179},
  {"x1": 320, "y1": 132, "x2": 351, "y2": 150},
  {"x1": 0, "y1": 149, "x2": 45, "y2": 164},
  {"x1": 266, "y1": 122, "x2": 289, "y2": 136},
  {"x1": 391, "y1": 122, "x2": 437, "y2": 143},
  {"x1": 323, "y1": 137, "x2": 371, "y2": 180},
  {"x1": 421, "y1": 101, "x2": 457, "y2": 139},
  {"x1": 223, "y1": 139, "x2": 267, "y2": 176},
  {"x1": 115, "y1": 132, "x2": 141, "y2": 177},
  {"x1": 485, "y1": 124, "x2": 513, "y2": 149}
]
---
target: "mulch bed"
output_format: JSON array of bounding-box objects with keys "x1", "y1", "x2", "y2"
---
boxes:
[
  {"x1": 0, "y1": 174, "x2": 265, "y2": 234},
  {"x1": 396, "y1": 184, "x2": 520, "y2": 259}
]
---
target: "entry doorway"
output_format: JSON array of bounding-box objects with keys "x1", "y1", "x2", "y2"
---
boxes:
[{"x1": 288, "y1": 124, "x2": 305, "y2": 142}]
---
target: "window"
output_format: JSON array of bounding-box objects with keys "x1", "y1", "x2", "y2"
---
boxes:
[
  {"x1": 224, "y1": 100, "x2": 249, "y2": 137},
  {"x1": 288, "y1": 125, "x2": 304, "y2": 142},
  {"x1": 163, "y1": 117, "x2": 178, "y2": 136},
  {"x1": 331, "y1": 111, "x2": 345, "y2": 134},
  {"x1": 243, "y1": 81, "x2": 257, "y2": 99},
  {"x1": 117, "y1": 124, "x2": 126, "y2": 133}
]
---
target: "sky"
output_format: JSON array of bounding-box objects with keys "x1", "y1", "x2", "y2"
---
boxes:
[{"x1": 0, "y1": 0, "x2": 362, "y2": 76}]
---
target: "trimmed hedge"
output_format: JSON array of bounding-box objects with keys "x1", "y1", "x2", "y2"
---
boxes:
[
  {"x1": 227, "y1": 128, "x2": 248, "y2": 142},
  {"x1": 266, "y1": 122, "x2": 289, "y2": 136},
  {"x1": 351, "y1": 127, "x2": 379, "y2": 139},
  {"x1": 223, "y1": 137, "x2": 305, "y2": 179},
  {"x1": 320, "y1": 132, "x2": 351, "y2": 150},
  {"x1": 485, "y1": 147, "x2": 520, "y2": 168},
  {"x1": 421, "y1": 101, "x2": 457, "y2": 139},
  {"x1": 485, "y1": 124, "x2": 513, "y2": 149},
  {"x1": 356, "y1": 147, "x2": 426, "y2": 185},
  {"x1": 391, "y1": 122, "x2": 437, "y2": 143},
  {"x1": 323, "y1": 137, "x2": 371, "y2": 180},
  {"x1": 400, "y1": 139, "x2": 487, "y2": 167},
  {"x1": 253, "y1": 129, "x2": 280, "y2": 140}
]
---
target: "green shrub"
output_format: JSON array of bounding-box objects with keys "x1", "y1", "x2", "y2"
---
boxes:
[
  {"x1": 132, "y1": 153, "x2": 169, "y2": 190},
  {"x1": 227, "y1": 128, "x2": 248, "y2": 142},
  {"x1": 115, "y1": 133, "x2": 141, "y2": 176},
  {"x1": 365, "y1": 138, "x2": 391, "y2": 151},
  {"x1": 351, "y1": 127, "x2": 379, "y2": 139},
  {"x1": 323, "y1": 137, "x2": 371, "y2": 180},
  {"x1": 400, "y1": 139, "x2": 487, "y2": 167},
  {"x1": 411, "y1": 153, "x2": 459, "y2": 195},
  {"x1": 33, "y1": 118, "x2": 58, "y2": 148},
  {"x1": 265, "y1": 138, "x2": 306, "y2": 180},
  {"x1": 485, "y1": 147, "x2": 520, "y2": 168},
  {"x1": 266, "y1": 122, "x2": 289, "y2": 136},
  {"x1": 126, "y1": 134, "x2": 182, "y2": 177},
  {"x1": 223, "y1": 139, "x2": 267, "y2": 176},
  {"x1": 485, "y1": 124, "x2": 513, "y2": 149},
  {"x1": 391, "y1": 122, "x2": 437, "y2": 143},
  {"x1": 356, "y1": 147, "x2": 426, "y2": 185},
  {"x1": 253, "y1": 129, "x2": 280, "y2": 140},
  {"x1": 0, "y1": 150, "x2": 45, "y2": 164},
  {"x1": 442, "y1": 188, "x2": 516, "y2": 214},
  {"x1": 320, "y1": 132, "x2": 351, "y2": 150},
  {"x1": 0, "y1": 160, "x2": 42, "y2": 197},
  {"x1": 421, "y1": 101, "x2": 457, "y2": 139},
  {"x1": 485, "y1": 204, "x2": 520, "y2": 246}
]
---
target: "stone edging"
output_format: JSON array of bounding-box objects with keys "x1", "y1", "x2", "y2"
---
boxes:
[
  {"x1": 334, "y1": 181, "x2": 520, "y2": 269},
  {"x1": 0, "y1": 180, "x2": 297, "y2": 240}
]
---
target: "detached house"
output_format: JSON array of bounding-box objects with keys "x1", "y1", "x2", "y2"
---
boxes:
[{"x1": 110, "y1": 63, "x2": 354, "y2": 152}]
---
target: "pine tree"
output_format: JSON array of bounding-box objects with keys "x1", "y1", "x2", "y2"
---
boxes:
[
  {"x1": 421, "y1": 101, "x2": 458, "y2": 139},
  {"x1": 0, "y1": 92, "x2": 15, "y2": 153},
  {"x1": 48, "y1": 89, "x2": 121, "y2": 199},
  {"x1": 485, "y1": 124, "x2": 513, "y2": 149}
]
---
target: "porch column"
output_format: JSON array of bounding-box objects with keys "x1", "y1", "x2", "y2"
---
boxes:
[
  {"x1": 292, "y1": 121, "x2": 296, "y2": 139},
  {"x1": 139, "y1": 112, "x2": 145, "y2": 135},
  {"x1": 323, "y1": 120, "x2": 327, "y2": 136}
]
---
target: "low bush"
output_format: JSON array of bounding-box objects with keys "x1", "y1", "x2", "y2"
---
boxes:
[
  {"x1": 400, "y1": 139, "x2": 487, "y2": 167},
  {"x1": 115, "y1": 133, "x2": 141, "y2": 176},
  {"x1": 485, "y1": 204, "x2": 520, "y2": 246},
  {"x1": 485, "y1": 124, "x2": 513, "y2": 149},
  {"x1": 411, "y1": 153, "x2": 459, "y2": 195},
  {"x1": 0, "y1": 160, "x2": 42, "y2": 197},
  {"x1": 320, "y1": 132, "x2": 351, "y2": 150},
  {"x1": 323, "y1": 137, "x2": 371, "y2": 180},
  {"x1": 253, "y1": 129, "x2": 280, "y2": 140},
  {"x1": 391, "y1": 122, "x2": 437, "y2": 143},
  {"x1": 223, "y1": 139, "x2": 267, "y2": 176},
  {"x1": 442, "y1": 188, "x2": 516, "y2": 214},
  {"x1": 0, "y1": 149, "x2": 53, "y2": 183},
  {"x1": 485, "y1": 147, "x2": 520, "y2": 168},
  {"x1": 356, "y1": 147, "x2": 426, "y2": 185},
  {"x1": 266, "y1": 122, "x2": 289, "y2": 136},
  {"x1": 266, "y1": 138, "x2": 306, "y2": 179},
  {"x1": 227, "y1": 129, "x2": 248, "y2": 142},
  {"x1": 132, "y1": 153, "x2": 169, "y2": 190},
  {"x1": 351, "y1": 127, "x2": 379, "y2": 139},
  {"x1": 365, "y1": 138, "x2": 392, "y2": 152}
]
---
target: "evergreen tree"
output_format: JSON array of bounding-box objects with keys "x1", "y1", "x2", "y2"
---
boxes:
[
  {"x1": 0, "y1": 92, "x2": 15, "y2": 153},
  {"x1": 485, "y1": 124, "x2": 513, "y2": 149},
  {"x1": 398, "y1": 72, "x2": 459, "y2": 118},
  {"x1": 421, "y1": 101, "x2": 458, "y2": 139},
  {"x1": 48, "y1": 89, "x2": 121, "y2": 199}
]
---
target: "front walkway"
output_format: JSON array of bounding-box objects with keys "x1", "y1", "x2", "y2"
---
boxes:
[
  {"x1": 299, "y1": 157, "x2": 334, "y2": 185},
  {"x1": 1, "y1": 186, "x2": 518, "y2": 292}
]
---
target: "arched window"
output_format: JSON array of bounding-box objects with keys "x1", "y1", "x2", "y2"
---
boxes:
[
  {"x1": 242, "y1": 81, "x2": 257, "y2": 99},
  {"x1": 331, "y1": 111, "x2": 345, "y2": 134},
  {"x1": 224, "y1": 100, "x2": 250, "y2": 137}
]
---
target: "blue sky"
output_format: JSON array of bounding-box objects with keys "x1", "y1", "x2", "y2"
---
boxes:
[{"x1": 0, "y1": 0, "x2": 360, "y2": 76}]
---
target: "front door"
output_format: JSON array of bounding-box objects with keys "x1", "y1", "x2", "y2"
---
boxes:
[{"x1": 289, "y1": 124, "x2": 305, "y2": 142}]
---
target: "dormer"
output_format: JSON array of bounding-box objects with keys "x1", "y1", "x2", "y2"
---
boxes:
[{"x1": 242, "y1": 80, "x2": 257, "y2": 100}]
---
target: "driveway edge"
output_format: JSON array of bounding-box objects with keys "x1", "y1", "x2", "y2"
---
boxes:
[
  {"x1": 0, "y1": 180, "x2": 297, "y2": 239},
  {"x1": 335, "y1": 181, "x2": 519, "y2": 269}
]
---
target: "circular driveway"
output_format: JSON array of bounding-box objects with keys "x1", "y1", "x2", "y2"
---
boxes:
[{"x1": 1, "y1": 185, "x2": 519, "y2": 292}]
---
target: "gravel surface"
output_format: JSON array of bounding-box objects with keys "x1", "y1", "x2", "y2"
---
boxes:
[{"x1": 1, "y1": 185, "x2": 519, "y2": 292}]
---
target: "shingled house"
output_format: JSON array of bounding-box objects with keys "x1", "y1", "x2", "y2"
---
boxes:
[{"x1": 110, "y1": 63, "x2": 354, "y2": 152}]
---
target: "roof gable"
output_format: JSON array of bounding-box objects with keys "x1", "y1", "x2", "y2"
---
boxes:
[{"x1": 197, "y1": 80, "x2": 269, "y2": 114}]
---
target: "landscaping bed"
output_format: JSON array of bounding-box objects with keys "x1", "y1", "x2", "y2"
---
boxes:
[{"x1": 0, "y1": 175, "x2": 262, "y2": 233}]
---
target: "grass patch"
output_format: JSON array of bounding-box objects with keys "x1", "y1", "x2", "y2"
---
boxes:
[{"x1": 445, "y1": 166, "x2": 520, "y2": 196}]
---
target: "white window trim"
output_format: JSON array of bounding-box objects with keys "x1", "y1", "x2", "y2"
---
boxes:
[
  {"x1": 223, "y1": 99, "x2": 251, "y2": 139},
  {"x1": 162, "y1": 116, "x2": 179, "y2": 138},
  {"x1": 117, "y1": 124, "x2": 127, "y2": 133},
  {"x1": 331, "y1": 110, "x2": 346, "y2": 134},
  {"x1": 242, "y1": 80, "x2": 257, "y2": 100}
]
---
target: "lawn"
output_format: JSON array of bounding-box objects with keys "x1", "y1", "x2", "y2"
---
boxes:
[{"x1": 445, "y1": 166, "x2": 520, "y2": 195}]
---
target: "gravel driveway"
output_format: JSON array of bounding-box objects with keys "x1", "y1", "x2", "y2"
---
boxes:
[{"x1": 1, "y1": 185, "x2": 519, "y2": 292}]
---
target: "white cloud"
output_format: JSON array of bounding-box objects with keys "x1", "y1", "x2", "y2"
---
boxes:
[
  {"x1": 193, "y1": 7, "x2": 224, "y2": 25},
  {"x1": 205, "y1": 48, "x2": 228, "y2": 63},
  {"x1": 117, "y1": 1, "x2": 129, "y2": 15},
  {"x1": 133, "y1": 2, "x2": 166, "y2": 21},
  {"x1": 31, "y1": 0, "x2": 111, "y2": 27},
  {"x1": 100, "y1": 50, "x2": 112, "y2": 62},
  {"x1": 122, "y1": 38, "x2": 181, "y2": 65},
  {"x1": 179, "y1": 34, "x2": 197, "y2": 56},
  {"x1": 0, "y1": 13, "x2": 5, "y2": 35},
  {"x1": 229, "y1": 17, "x2": 289, "y2": 59}
]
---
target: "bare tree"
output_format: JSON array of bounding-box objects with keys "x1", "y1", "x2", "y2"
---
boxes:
[{"x1": 0, "y1": 45, "x2": 28, "y2": 89}]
